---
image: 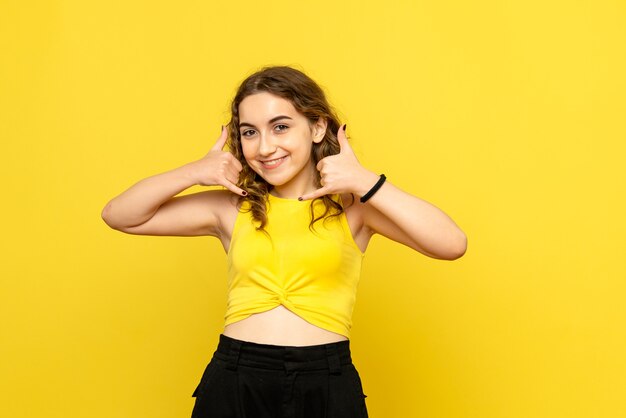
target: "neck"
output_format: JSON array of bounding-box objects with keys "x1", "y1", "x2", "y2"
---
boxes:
[{"x1": 270, "y1": 184, "x2": 316, "y2": 199}]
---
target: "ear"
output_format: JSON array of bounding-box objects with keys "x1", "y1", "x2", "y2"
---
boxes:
[{"x1": 311, "y1": 117, "x2": 328, "y2": 144}]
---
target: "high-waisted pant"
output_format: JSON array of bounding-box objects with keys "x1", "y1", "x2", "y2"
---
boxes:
[{"x1": 191, "y1": 334, "x2": 369, "y2": 418}]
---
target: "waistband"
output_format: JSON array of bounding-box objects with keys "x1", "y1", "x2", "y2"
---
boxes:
[{"x1": 213, "y1": 334, "x2": 353, "y2": 374}]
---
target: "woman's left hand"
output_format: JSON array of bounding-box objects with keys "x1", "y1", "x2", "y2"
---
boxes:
[{"x1": 299, "y1": 125, "x2": 379, "y2": 201}]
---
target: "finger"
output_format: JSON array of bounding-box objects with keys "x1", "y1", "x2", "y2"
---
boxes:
[
  {"x1": 214, "y1": 158, "x2": 242, "y2": 185},
  {"x1": 227, "y1": 153, "x2": 243, "y2": 172},
  {"x1": 221, "y1": 179, "x2": 247, "y2": 196},
  {"x1": 223, "y1": 169, "x2": 240, "y2": 185},
  {"x1": 316, "y1": 158, "x2": 326, "y2": 172},
  {"x1": 220, "y1": 159, "x2": 242, "y2": 179},
  {"x1": 211, "y1": 125, "x2": 229, "y2": 151},
  {"x1": 337, "y1": 124, "x2": 353, "y2": 154},
  {"x1": 299, "y1": 186, "x2": 330, "y2": 201}
]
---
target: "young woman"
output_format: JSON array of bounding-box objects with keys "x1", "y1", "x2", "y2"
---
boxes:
[{"x1": 102, "y1": 66, "x2": 467, "y2": 418}]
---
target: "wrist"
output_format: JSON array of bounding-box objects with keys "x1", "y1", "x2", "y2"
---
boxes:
[
  {"x1": 354, "y1": 170, "x2": 382, "y2": 198},
  {"x1": 360, "y1": 173, "x2": 386, "y2": 203},
  {"x1": 178, "y1": 161, "x2": 204, "y2": 186}
]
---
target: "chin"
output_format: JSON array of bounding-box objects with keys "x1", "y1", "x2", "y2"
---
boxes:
[
  {"x1": 251, "y1": 169, "x2": 288, "y2": 186},
  {"x1": 262, "y1": 177, "x2": 287, "y2": 187}
]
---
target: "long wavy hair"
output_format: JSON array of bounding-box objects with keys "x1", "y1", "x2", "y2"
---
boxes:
[{"x1": 226, "y1": 66, "x2": 349, "y2": 231}]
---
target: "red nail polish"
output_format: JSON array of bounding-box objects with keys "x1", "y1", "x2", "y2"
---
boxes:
[{"x1": 242, "y1": 191, "x2": 248, "y2": 196}]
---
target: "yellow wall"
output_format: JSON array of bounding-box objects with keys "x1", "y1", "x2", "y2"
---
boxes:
[{"x1": 2, "y1": 1, "x2": 625, "y2": 417}]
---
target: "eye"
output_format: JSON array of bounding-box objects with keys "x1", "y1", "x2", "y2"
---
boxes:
[
  {"x1": 275, "y1": 124, "x2": 289, "y2": 132},
  {"x1": 241, "y1": 129, "x2": 256, "y2": 138}
]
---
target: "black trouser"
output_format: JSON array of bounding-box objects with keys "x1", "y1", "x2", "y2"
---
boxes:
[{"x1": 191, "y1": 334, "x2": 369, "y2": 418}]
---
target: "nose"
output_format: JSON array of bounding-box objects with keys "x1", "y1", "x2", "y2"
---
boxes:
[{"x1": 258, "y1": 132, "x2": 277, "y2": 157}]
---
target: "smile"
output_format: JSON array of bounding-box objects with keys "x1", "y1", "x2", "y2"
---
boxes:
[{"x1": 260, "y1": 155, "x2": 287, "y2": 169}]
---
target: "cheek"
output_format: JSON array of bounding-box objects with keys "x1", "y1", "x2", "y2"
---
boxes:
[
  {"x1": 240, "y1": 143, "x2": 262, "y2": 174},
  {"x1": 241, "y1": 141, "x2": 255, "y2": 161}
]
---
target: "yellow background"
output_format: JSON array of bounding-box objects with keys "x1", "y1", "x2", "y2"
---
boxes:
[{"x1": 2, "y1": 0, "x2": 625, "y2": 417}]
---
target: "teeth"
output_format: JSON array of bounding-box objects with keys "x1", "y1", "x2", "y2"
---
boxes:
[{"x1": 263, "y1": 156, "x2": 285, "y2": 166}]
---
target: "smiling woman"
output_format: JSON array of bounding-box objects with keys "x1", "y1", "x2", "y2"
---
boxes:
[
  {"x1": 226, "y1": 66, "x2": 345, "y2": 233},
  {"x1": 101, "y1": 65, "x2": 467, "y2": 418}
]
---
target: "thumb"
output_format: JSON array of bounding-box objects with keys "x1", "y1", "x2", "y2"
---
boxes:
[
  {"x1": 211, "y1": 125, "x2": 228, "y2": 151},
  {"x1": 337, "y1": 124, "x2": 352, "y2": 153}
]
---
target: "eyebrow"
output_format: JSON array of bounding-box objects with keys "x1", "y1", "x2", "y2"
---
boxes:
[{"x1": 239, "y1": 115, "x2": 293, "y2": 129}]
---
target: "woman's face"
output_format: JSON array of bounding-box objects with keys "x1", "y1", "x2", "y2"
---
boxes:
[{"x1": 238, "y1": 92, "x2": 326, "y2": 197}]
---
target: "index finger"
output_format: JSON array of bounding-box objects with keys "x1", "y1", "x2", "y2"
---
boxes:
[{"x1": 210, "y1": 125, "x2": 228, "y2": 151}]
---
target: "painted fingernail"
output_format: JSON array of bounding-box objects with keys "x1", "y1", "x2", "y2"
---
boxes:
[
  {"x1": 298, "y1": 197, "x2": 303, "y2": 201},
  {"x1": 242, "y1": 191, "x2": 248, "y2": 196},
  {"x1": 343, "y1": 124, "x2": 347, "y2": 132}
]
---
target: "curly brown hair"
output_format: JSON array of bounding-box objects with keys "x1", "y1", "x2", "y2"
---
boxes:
[{"x1": 226, "y1": 65, "x2": 350, "y2": 231}]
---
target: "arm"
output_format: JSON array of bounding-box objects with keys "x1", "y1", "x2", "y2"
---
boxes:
[
  {"x1": 299, "y1": 125, "x2": 467, "y2": 260},
  {"x1": 355, "y1": 174, "x2": 467, "y2": 260},
  {"x1": 101, "y1": 126, "x2": 246, "y2": 237}
]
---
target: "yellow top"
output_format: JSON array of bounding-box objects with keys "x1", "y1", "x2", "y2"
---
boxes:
[{"x1": 224, "y1": 193, "x2": 365, "y2": 338}]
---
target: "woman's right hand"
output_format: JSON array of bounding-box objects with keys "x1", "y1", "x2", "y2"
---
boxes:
[{"x1": 187, "y1": 126, "x2": 247, "y2": 196}]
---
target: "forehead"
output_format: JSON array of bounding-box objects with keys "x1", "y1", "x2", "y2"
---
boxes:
[{"x1": 238, "y1": 92, "x2": 301, "y2": 124}]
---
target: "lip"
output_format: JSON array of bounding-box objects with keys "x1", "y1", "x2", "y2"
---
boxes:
[{"x1": 259, "y1": 155, "x2": 288, "y2": 169}]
